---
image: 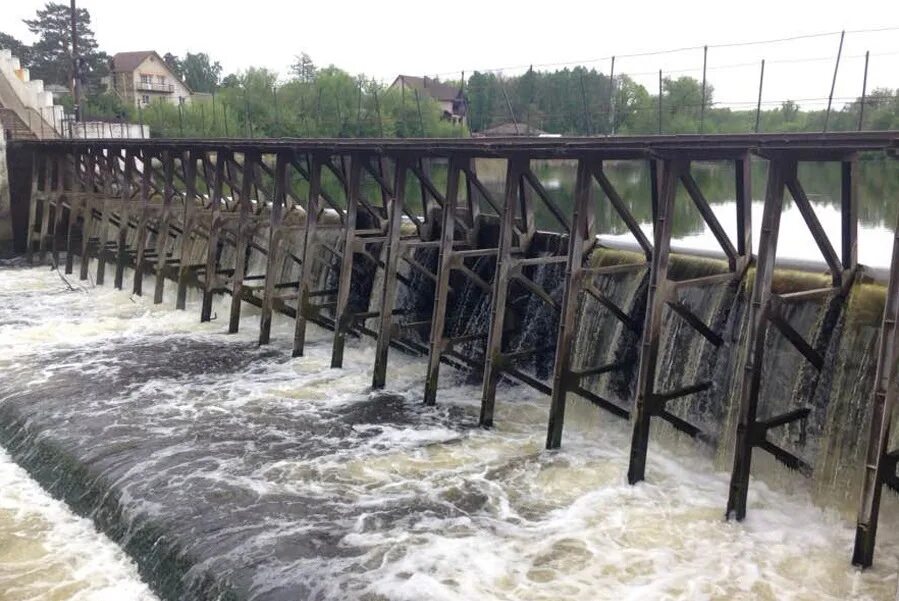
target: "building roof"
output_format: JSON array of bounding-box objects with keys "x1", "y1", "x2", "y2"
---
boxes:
[
  {"x1": 110, "y1": 51, "x2": 193, "y2": 94},
  {"x1": 391, "y1": 75, "x2": 462, "y2": 103},
  {"x1": 479, "y1": 122, "x2": 548, "y2": 136},
  {"x1": 110, "y1": 51, "x2": 158, "y2": 73}
]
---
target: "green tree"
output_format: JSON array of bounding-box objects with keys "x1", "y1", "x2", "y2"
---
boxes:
[
  {"x1": 24, "y1": 2, "x2": 107, "y2": 88},
  {"x1": 290, "y1": 52, "x2": 317, "y2": 83},
  {"x1": 163, "y1": 52, "x2": 182, "y2": 78},
  {"x1": 180, "y1": 52, "x2": 222, "y2": 93},
  {"x1": 0, "y1": 32, "x2": 31, "y2": 65}
]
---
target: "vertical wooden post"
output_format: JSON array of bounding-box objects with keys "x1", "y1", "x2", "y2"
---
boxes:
[
  {"x1": 735, "y1": 153, "x2": 753, "y2": 266},
  {"x1": 64, "y1": 150, "x2": 81, "y2": 274},
  {"x1": 176, "y1": 150, "x2": 199, "y2": 310},
  {"x1": 259, "y1": 151, "x2": 288, "y2": 344},
  {"x1": 50, "y1": 152, "x2": 68, "y2": 268},
  {"x1": 331, "y1": 155, "x2": 362, "y2": 368},
  {"x1": 201, "y1": 150, "x2": 226, "y2": 322},
  {"x1": 423, "y1": 157, "x2": 462, "y2": 405},
  {"x1": 114, "y1": 148, "x2": 134, "y2": 289},
  {"x1": 78, "y1": 150, "x2": 96, "y2": 281},
  {"x1": 292, "y1": 154, "x2": 324, "y2": 357},
  {"x1": 152, "y1": 150, "x2": 175, "y2": 304},
  {"x1": 132, "y1": 149, "x2": 153, "y2": 295},
  {"x1": 479, "y1": 156, "x2": 526, "y2": 428},
  {"x1": 228, "y1": 151, "x2": 256, "y2": 333},
  {"x1": 25, "y1": 151, "x2": 44, "y2": 264},
  {"x1": 37, "y1": 153, "x2": 56, "y2": 265},
  {"x1": 726, "y1": 158, "x2": 791, "y2": 519},
  {"x1": 841, "y1": 156, "x2": 859, "y2": 273},
  {"x1": 372, "y1": 156, "x2": 408, "y2": 388},
  {"x1": 95, "y1": 151, "x2": 114, "y2": 285},
  {"x1": 627, "y1": 158, "x2": 681, "y2": 484},
  {"x1": 852, "y1": 197, "x2": 899, "y2": 568},
  {"x1": 546, "y1": 158, "x2": 593, "y2": 448}
]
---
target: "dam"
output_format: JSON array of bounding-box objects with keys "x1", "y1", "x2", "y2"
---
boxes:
[{"x1": 2, "y1": 132, "x2": 899, "y2": 599}]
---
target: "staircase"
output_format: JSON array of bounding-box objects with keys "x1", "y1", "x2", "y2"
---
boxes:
[{"x1": 0, "y1": 106, "x2": 38, "y2": 140}]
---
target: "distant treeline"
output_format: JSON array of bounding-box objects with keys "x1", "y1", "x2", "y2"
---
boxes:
[
  {"x1": 466, "y1": 67, "x2": 899, "y2": 135},
  {"x1": 3, "y1": 2, "x2": 897, "y2": 138}
]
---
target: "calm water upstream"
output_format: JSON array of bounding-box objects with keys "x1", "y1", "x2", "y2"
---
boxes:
[
  {"x1": 0, "y1": 258, "x2": 898, "y2": 600},
  {"x1": 1, "y1": 155, "x2": 899, "y2": 600}
]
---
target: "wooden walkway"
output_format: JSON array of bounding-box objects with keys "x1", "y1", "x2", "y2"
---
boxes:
[{"x1": 10, "y1": 132, "x2": 899, "y2": 568}]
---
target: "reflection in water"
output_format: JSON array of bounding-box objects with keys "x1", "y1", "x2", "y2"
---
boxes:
[
  {"x1": 0, "y1": 266, "x2": 897, "y2": 600},
  {"x1": 476, "y1": 157, "x2": 899, "y2": 267}
]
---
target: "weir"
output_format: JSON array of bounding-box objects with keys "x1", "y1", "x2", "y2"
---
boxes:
[{"x1": 4, "y1": 132, "x2": 899, "y2": 578}]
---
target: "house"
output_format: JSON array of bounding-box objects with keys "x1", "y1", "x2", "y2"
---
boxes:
[
  {"x1": 106, "y1": 51, "x2": 192, "y2": 107},
  {"x1": 390, "y1": 75, "x2": 467, "y2": 124}
]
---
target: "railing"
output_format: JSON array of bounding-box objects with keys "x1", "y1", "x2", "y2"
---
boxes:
[{"x1": 136, "y1": 81, "x2": 174, "y2": 93}]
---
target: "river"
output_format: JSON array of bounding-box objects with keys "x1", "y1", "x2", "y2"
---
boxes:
[{"x1": 0, "y1": 257, "x2": 897, "y2": 599}]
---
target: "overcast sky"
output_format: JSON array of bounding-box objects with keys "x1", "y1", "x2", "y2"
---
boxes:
[{"x1": 3, "y1": 0, "x2": 897, "y2": 108}]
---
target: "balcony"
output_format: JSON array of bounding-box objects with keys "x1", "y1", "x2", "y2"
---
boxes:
[{"x1": 136, "y1": 81, "x2": 174, "y2": 93}]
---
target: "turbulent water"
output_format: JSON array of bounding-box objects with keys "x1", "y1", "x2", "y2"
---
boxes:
[{"x1": 1, "y1": 262, "x2": 898, "y2": 600}]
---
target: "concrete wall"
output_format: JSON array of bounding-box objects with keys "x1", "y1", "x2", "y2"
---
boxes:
[
  {"x1": 71, "y1": 121, "x2": 149, "y2": 139},
  {"x1": 0, "y1": 128, "x2": 12, "y2": 253}
]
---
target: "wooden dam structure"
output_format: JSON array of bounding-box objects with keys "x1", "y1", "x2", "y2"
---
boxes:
[{"x1": 7, "y1": 132, "x2": 899, "y2": 569}]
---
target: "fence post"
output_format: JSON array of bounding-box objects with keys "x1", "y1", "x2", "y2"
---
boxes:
[
  {"x1": 658, "y1": 70, "x2": 663, "y2": 134},
  {"x1": 755, "y1": 60, "x2": 765, "y2": 133},
  {"x1": 700, "y1": 45, "x2": 708, "y2": 133},
  {"x1": 823, "y1": 30, "x2": 845, "y2": 132},
  {"x1": 608, "y1": 56, "x2": 616, "y2": 134},
  {"x1": 858, "y1": 51, "x2": 870, "y2": 132}
]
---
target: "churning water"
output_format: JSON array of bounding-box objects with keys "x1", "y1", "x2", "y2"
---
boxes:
[{"x1": 0, "y1": 261, "x2": 898, "y2": 600}]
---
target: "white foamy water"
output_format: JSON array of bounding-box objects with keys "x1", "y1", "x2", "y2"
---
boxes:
[
  {"x1": 0, "y1": 447, "x2": 157, "y2": 601},
  {"x1": 0, "y1": 262, "x2": 898, "y2": 600}
]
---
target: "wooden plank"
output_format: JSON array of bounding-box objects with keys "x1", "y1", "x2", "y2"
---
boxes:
[
  {"x1": 735, "y1": 154, "x2": 752, "y2": 263},
  {"x1": 593, "y1": 164, "x2": 652, "y2": 259},
  {"x1": 424, "y1": 157, "x2": 464, "y2": 406},
  {"x1": 95, "y1": 151, "x2": 115, "y2": 286},
  {"x1": 680, "y1": 167, "x2": 738, "y2": 269},
  {"x1": 132, "y1": 149, "x2": 153, "y2": 296},
  {"x1": 25, "y1": 151, "x2": 43, "y2": 264},
  {"x1": 480, "y1": 157, "x2": 527, "y2": 428},
  {"x1": 726, "y1": 158, "x2": 791, "y2": 520},
  {"x1": 78, "y1": 150, "x2": 97, "y2": 281},
  {"x1": 627, "y1": 157, "x2": 681, "y2": 484},
  {"x1": 50, "y1": 153, "x2": 68, "y2": 270},
  {"x1": 152, "y1": 151, "x2": 175, "y2": 303},
  {"x1": 113, "y1": 148, "x2": 135, "y2": 289},
  {"x1": 176, "y1": 150, "x2": 200, "y2": 310},
  {"x1": 842, "y1": 157, "x2": 859, "y2": 271},
  {"x1": 201, "y1": 151, "x2": 226, "y2": 322},
  {"x1": 293, "y1": 155, "x2": 326, "y2": 356},
  {"x1": 228, "y1": 151, "x2": 257, "y2": 333},
  {"x1": 546, "y1": 158, "x2": 593, "y2": 448},
  {"x1": 785, "y1": 174, "x2": 843, "y2": 285},
  {"x1": 852, "y1": 219, "x2": 899, "y2": 567},
  {"x1": 372, "y1": 156, "x2": 408, "y2": 388},
  {"x1": 331, "y1": 155, "x2": 363, "y2": 368},
  {"x1": 259, "y1": 150, "x2": 289, "y2": 344},
  {"x1": 64, "y1": 151, "x2": 84, "y2": 274}
]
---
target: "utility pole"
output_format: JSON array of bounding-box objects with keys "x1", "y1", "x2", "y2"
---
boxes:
[{"x1": 71, "y1": 0, "x2": 82, "y2": 123}]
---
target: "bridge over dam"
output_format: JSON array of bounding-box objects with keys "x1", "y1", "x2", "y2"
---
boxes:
[{"x1": 2, "y1": 131, "x2": 899, "y2": 599}]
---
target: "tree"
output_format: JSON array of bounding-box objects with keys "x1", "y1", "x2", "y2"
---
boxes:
[
  {"x1": 180, "y1": 52, "x2": 222, "y2": 93},
  {"x1": 290, "y1": 53, "x2": 317, "y2": 83},
  {"x1": 163, "y1": 52, "x2": 183, "y2": 78},
  {"x1": 0, "y1": 32, "x2": 31, "y2": 65},
  {"x1": 24, "y1": 2, "x2": 108, "y2": 88}
]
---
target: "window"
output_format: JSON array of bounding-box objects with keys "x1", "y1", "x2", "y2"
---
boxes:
[
  {"x1": 157, "y1": 75, "x2": 166, "y2": 85},
  {"x1": 141, "y1": 95, "x2": 150, "y2": 105},
  {"x1": 140, "y1": 74, "x2": 152, "y2": 84}
]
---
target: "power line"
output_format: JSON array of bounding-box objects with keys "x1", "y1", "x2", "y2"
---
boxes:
[{"x1": 430, "y1": 25, "x2": 899, "y2": 78}]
